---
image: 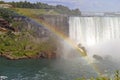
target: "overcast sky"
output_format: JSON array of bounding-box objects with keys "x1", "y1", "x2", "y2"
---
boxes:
[{"x1": 3, "y1": 0, "x2": 120, "y2": 12}]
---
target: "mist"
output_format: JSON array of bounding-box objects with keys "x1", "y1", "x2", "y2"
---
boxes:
[{"x1": 52, "y1": 16, "x2": 120, "y2": 78}]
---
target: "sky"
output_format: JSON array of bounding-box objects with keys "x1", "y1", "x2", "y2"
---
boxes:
[{"x1": 3, "y1": 0, "x2": 120, "y2": 12}]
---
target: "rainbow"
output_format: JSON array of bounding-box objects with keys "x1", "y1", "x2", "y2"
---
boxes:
[
  {"x1": 31, "y1": 16, "x2": 87, "y2": 56},
  {"x1": 29, "y1": 16, "x2": 103, "y2": 77}
]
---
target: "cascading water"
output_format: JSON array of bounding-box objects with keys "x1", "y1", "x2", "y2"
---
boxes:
[
  {"x1": 69, "y1": 17, "x2": 120, "y2": 47},
  {"x1": 69, "y1": 16, "x2": 120, "y2": 76},
  {"x1": 69, "y1": 16, "x2": 120, "y2": 64}
]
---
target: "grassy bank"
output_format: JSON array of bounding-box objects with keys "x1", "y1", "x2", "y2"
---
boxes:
[
  {"x1": 13, "y1": 8, "x2": 60, "y2": 17},
  {"x1": 0, "y1": 31, "x2": 57, "y2": 59}
]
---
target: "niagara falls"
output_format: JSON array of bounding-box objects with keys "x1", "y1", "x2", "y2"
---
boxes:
[{"x1": 1, "y1": 0, "x2": 120, "y2": 80}]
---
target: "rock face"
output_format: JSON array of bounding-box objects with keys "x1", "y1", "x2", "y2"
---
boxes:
[
  {"x1": 39, "y1": 15, "x2": 69, "y2": 36},
  {"x1": 0, "y1": 18, "x2": 15, "y2": 32},
  {"x1": 93, "y1": 54, "x2": 103, "y2": 61},
  {"x1": 12, "y1": 15, "x2": 69, "y2": 38},
  {"x1": 11, "y1": 16, "x2": 51, "y2": 39},
  {"x1": 0, "y1": 4, "x2": 13, "y2": 8},
  {"x1": 25, "y1": 18, "x2": 51, "y2": 38}
]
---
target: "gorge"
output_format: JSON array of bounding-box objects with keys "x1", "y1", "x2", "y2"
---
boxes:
[
  {"x1": 1, "y1": 15, "x2": 120, "y2": 79},
  {"x1": 2, "y1": 1, "x2": 120, "y2": 80}
]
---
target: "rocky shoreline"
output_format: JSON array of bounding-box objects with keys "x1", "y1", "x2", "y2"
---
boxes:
[{"x1": 0, "y1": 51, "x2": 57, "y2": 60}]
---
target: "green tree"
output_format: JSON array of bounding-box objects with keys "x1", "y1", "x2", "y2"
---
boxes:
[
  {"x1": 0, "y1": 8, "x2": 19, "y2": 22},
  {"x1": 114, "y1": 70, "x2": 120, "y2": 80},
  {"x1": 0, "y1": 0, "x2": 4, "y2": 4}
]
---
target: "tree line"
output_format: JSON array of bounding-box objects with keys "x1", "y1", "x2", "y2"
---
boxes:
[
  {"x1": 0, "y1": 8, "x2": 20, "y2": 22},
  {"x1": 0, "y1": 1, "x2": 81, "y2": 15}
]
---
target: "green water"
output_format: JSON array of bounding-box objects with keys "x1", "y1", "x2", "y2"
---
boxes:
[{"x1": 0, "y1": 57, "x2": 98, "y2": 80}]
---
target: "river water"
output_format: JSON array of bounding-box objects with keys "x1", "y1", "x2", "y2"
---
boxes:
[{"x1": 0, "y1": 57, "x2": 99, "y2": 80}]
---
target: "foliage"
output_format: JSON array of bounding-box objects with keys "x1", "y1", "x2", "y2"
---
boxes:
[
  {"x1": 0, "y1": 7, "x2": 57, "y2": 59},
  {"x1": 114, "y1": 70, "x2": 120, "y2": 80},
  {"x1": 14, "y1": 8, "x2": 59, "y2": 17},
  {"x1": 0, "y1": 1, "x2": 4, "y2": 4},
  {"x1": 0, "y1": 30, "x2": 57, "y2": 58},
  {"x1": 6, "y1": 1, "x2": 81, "y2": 15},
  {"x1": 0, "y1": 8, "x2": 19, "y2": 22}
]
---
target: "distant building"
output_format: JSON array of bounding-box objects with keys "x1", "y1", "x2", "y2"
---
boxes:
[
  {"x1": 81, "y1": 12, "x2": 104, "y2": 16},
  {"x1": 104, "y1": 12, "x2": 120, "y2": 16},
  {"x1": 81, "y1": 12, "x2": 120, "y2": 16},
  {"x1": 0, "y1": 4, "x2": 13, "y2": 8}
]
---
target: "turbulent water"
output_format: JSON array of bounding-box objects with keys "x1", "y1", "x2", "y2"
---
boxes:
[
  {"x1": 0, "y1": 57, "x2": 99, "y2": 80},
  {"x1": 69, "y1": 17, "x2": 120, "y2": 46},
  {"x1": 1, "y1": 57, "x2": 120, "y2": 80}
]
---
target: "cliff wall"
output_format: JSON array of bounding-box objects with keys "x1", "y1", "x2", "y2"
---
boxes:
[{"x1": 39, "y1": 15, "x2": 69, "y2": 36}]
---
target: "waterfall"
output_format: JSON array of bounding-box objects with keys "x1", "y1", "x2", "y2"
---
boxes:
[{"x1": 69, "y1": 17, "x2": 120, "y2": 47}]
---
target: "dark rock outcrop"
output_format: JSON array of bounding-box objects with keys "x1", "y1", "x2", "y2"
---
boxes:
[
  {"x1": 93, "y1": 54, "x2": 103, "y2": 61},
  {"x1": 0, "y1": 51, "x2": 57, "y2": 60},
  {"x1": 0, "y1": 18, "x2": 15, "y2": 32}
]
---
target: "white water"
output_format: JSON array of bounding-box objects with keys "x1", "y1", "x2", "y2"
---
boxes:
[
  {"x1": 69, "y1": 17, "x2": 120, "y2": 60},
  {"x1": 69, "y1": 17, "x2": 120, "y2": 46}
]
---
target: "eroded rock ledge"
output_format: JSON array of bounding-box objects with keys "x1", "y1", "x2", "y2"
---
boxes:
[{"x1": 0, "y1": 51, "x2": 57, "y2": 60}]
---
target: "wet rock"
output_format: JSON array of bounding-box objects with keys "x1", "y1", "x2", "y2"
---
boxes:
[
  {"x1": 93, "y1": 54, "x2": 103, "y2": 61},
  {"x1": 24, "y1": 46, "x2": 33, "y2": 50},
  {"x1": 77, "y1": 43, "x2": 87, "y2": 56},
  {"x1": 0, "y1": 51, "x2": 57, "y2": 60},
  {"x1": 36, "y1": 52, "x2": 46, "y2": 58}
]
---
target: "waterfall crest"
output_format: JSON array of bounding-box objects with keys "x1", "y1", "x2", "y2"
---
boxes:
[{"x1": 69, "y1": 17, "x2": 120, "y2": 46}]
